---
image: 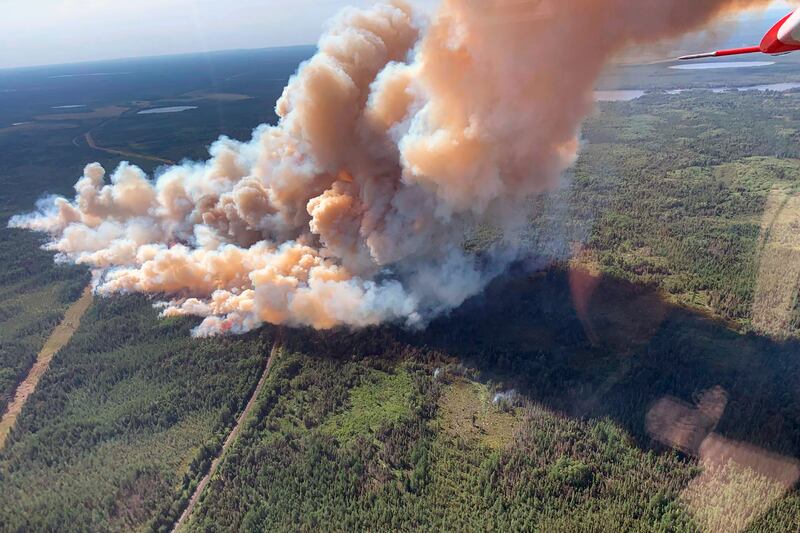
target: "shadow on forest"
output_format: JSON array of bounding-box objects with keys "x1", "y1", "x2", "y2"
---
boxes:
[
  {"x1": 424, "y1": 264, "x2": 800, "y2": 458},
  {"x1": 283, "y1": 261, "x2": 800, "y2": 467}
]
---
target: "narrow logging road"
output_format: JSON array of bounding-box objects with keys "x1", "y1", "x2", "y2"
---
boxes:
[
  {"x1": 0, "y1": 286, "x2": 93, "y2": 450},
  {"x1": 84, "y1": 131, "x2": 175, "y2": 166},
  {"x1": 173, "y1": 336, "x2": 282, "y2": 532}
]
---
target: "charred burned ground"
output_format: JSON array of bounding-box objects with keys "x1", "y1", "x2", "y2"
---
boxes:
[{"x1": 1, "y1": 49, "x2": 800, "y2": 531}]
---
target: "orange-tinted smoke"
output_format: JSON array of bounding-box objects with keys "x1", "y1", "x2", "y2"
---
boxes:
[{"x1": 11, "y1": 0, "x2": 772, "y2": 335}]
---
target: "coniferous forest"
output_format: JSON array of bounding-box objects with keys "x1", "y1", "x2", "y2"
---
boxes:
[{"x1": 1, "y1": 50, "x2": 800, "y2": 531}]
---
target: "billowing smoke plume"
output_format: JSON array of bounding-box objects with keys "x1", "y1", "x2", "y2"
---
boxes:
[{"x1": 12, "y1": 0, "x2": 770, "y2": 335}]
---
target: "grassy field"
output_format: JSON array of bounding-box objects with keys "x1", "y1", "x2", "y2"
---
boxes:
[{"x1": 438, "y1": 379, "x2": 519, "y2": 450}]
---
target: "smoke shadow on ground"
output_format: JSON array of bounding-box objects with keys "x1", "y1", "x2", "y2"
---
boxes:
[
  {"x1": 281, "y1": 260, "x2": 800, "y2": 462},
  {"x1": 424, "y1": 264, "x2": 800, "y2": 460}
]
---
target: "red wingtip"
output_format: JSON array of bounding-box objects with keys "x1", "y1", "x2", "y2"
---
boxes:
[
  {"x1": 713, "y1": 46, "x2": 762, "y2": 57},
  {"x1": 678, "y1": 46, "x2": 761, "y2": 61}
]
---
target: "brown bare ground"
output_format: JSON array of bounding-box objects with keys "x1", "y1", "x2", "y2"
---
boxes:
[
  {"x1": 0, "y1": 122, "x2": 78, "y2": 135},
  {"x1": 177, "y1": 91, "x2": 253, "y2": 102},
  {"x1": 439, "y1": 380, "x2": 519, "y2": 450},
  {"x1": 751, "y1": 189, "x2": 800, "y2": 336},
  {"x1": 0, "y1": 286, "x2": 93, "y2": 450},
  {"x1": 35, "y1": 105, "x2": 129, "y2": 121}
]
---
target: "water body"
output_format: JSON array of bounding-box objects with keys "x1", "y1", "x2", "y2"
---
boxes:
[
  {"x1": 138, "y1": 106, "x2": 199, "y2": 115},
  {"x1": 595, "y1": 82, "x2": 800, "y2": 102},
  {"x1": 743, "y1": 82, "x2": 800, "y2": 92},
  {"x1": 667, "y1": 82, "x2": 800, "y2": 95},
  {"x1": 594, "y1": 90, "x2": 646, "y2": 102},
  {"x1": 11, "y1": 122, "x2": 28, "y2": 126},
  {"x1": 669, "y1": 61, "x2": 775, "y2": 70},
  {"x1": 49, "y1": 72, "x2": 131, "y2": 79},
  {"x1": 52, "y1": 104, "x2": 86, "y2": 109}
]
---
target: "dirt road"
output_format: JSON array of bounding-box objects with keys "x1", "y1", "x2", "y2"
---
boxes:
[
  {"x1": 0, "y1": 286, "x2": 93, "y2": 450},
  {"x1": 172, "y1": 337, "x2": 282, "y2": 532},
  {"x1": 84, "y1": 131, "x2": 175, "y2": 166}
]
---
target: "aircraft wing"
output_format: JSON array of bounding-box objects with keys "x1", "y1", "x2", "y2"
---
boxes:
[{"x1": 678, "y1": 46, "x2": 761, "y2": 61}]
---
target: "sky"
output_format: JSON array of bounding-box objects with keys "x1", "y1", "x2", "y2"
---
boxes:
[{"x1": 0, "y1": 0, "x2": 794, "y2": 70}]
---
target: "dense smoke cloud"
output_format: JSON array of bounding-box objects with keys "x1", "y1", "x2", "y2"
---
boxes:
[{"x1": 12, "y1": 0, "x2": 770, "y2": 335}]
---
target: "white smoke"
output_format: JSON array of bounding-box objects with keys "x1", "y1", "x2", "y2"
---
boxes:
[{"x1": 11, "y1": 0, "x2": 771, "y2": 335}]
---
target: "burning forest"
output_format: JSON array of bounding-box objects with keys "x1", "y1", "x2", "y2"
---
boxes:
[{"x1": 11, "y1": 0, "x2": 773, "y2": 335}]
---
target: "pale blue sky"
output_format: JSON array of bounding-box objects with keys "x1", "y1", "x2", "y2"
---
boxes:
[{"x1": 0, "y1": 0, "x2": 794, "y2": 69}]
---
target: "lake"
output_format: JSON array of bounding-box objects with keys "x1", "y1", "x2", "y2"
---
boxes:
[
  {"x1": 595, "y1": 82, "x2": 800, "y2": 102},
  {"x1": 594, "y1": 90, "x2": 646, "y2": 102},
  {"x1": 49, "y1": 72, "x2": 131, "y2": 79},
  {"x1": 137, "y1": 106, "x2": 199, "y2": 115}
]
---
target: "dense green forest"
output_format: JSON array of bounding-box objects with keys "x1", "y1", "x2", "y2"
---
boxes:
[
  {"x1": 0, "y1": 227, "x2": 87, "y2": 414},
  {"x1": 0, "y1": 295, "x2": 270, "y2": 531},
  {"x1": 528, "y1": 90, "x2": 800, "y2": 332},
  {"x1": 1, "y1": 52, "x2": 800, "y2": 532},
  {"x1": 186, "y1": 88, "x2": 800, "y2": 531},
  {"x1": 187, "y1": 348, "x2": 701, "y2": 531},
  {"x1": 0, "y1": 129, "x2": 90, "y2": 414},
  {"x1": 185, "y1": 270, "x2": 800, "y2": 531}
]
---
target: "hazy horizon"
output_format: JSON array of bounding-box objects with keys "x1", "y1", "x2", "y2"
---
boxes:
[
  {"x1": 0, "y1": 0, "x2": 795, "y2": 70},
  {"x1": 0, "y1": 0, "x2": 437, "y2": 70}
]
